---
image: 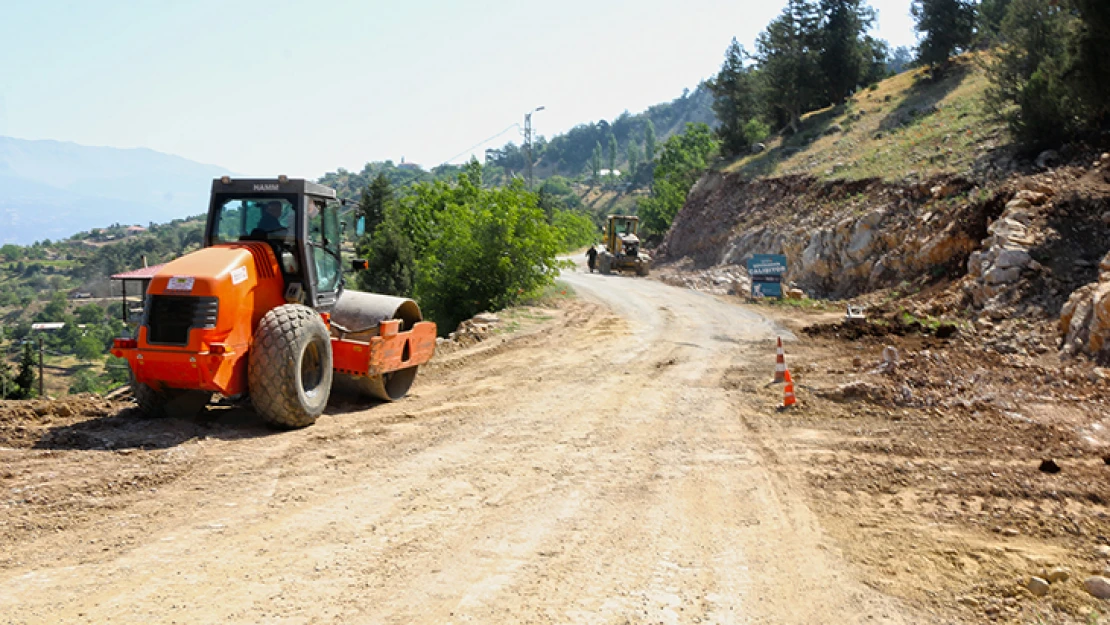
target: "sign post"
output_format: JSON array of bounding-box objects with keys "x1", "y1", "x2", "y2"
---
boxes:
[{"x1": 747, "y1": 254, "x2": 788, "y2": 299}]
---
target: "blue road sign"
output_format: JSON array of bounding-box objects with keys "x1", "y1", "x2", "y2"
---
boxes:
[
  {"x1": 747, "y1": 254, "x2": 788, "y2": 277},
  {"x1": 747, "y1": 254, "x2": 787, "y2": 298}
]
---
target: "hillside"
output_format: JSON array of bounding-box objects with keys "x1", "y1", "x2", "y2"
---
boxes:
[
  {"x1": 723, "y1": 56, "x2": 1004, "y2": 183},
  {"x1": 0, "y1": 137, "x2": 229, "y2": 245}
]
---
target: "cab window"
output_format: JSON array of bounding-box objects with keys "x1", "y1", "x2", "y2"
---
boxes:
[
  {"x1": 308, "y1": 199, "x2": 342, "y2": 293},
  {"x1": 212, "y1": 197, "x2": 295, "y2": 243}
]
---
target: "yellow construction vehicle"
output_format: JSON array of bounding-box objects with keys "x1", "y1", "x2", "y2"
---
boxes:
[{"x1": 598, "y1": 215, "x2": 651, "y2": 276}]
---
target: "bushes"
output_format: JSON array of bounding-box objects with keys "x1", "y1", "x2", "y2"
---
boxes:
[
  {"x1": 356, "y1": 162, "x2": 573, "y2": 333},
  {"x1": 551, "y1": 209, "x2": 597, "y2": 251}
]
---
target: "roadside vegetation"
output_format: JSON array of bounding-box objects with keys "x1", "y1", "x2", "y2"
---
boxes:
[{"x1": 353, "y1": 161, "x2": 592, "y2": 333}]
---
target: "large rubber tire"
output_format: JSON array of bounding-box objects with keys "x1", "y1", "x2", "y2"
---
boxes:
[
  {"x1": 636, "y1": 260, "x2": 650, "y2": 276},
  {"x1": 248, "y1": 304, "x2": 333, "y2": 429},
  {"x1": 131, "y1": 376, "x2": 210, "y2": 419},
  {"x1": 132, "y1": 376, "x2": 170, "y2": 418},
  {"x1": 599, "y1": 253, "x2": 612, "y2": 275}
]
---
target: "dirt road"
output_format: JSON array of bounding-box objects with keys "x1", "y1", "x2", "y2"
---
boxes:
[{"x1": 0, "y1": 265, "x2": 916, "y2": 624}]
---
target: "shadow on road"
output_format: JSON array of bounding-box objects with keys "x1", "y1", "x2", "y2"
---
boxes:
[
  {"x1": 32, "y1": 405, "x2": 276, "y2": 451},
  {"x1": 32, "y1": 389, "x2": 388, "y2": 452}
]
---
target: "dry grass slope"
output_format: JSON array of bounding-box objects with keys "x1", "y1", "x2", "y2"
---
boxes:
[{"x1": 725, "y1": 55, "x2": 1004, "y2": 182}]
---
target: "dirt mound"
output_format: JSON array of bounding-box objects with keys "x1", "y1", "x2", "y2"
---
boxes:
[
  {"x1": 803, "y1": 315, "x2": 959, "y2": 341},
  {"x1": 0, "y1": 396, "x2": 124, "y2": 449}
]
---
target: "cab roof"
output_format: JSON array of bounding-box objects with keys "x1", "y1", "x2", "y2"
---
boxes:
[{"x1": 210, "y1": 177, "x2": 337, "y2": 200}]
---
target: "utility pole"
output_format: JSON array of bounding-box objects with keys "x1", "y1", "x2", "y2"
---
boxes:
[
  {"x1": 38, "y1": 336, "x2": 44, "y2": 399},
  {"x1": 523, "y1": 106, "x2": 545, "y2": 190}
]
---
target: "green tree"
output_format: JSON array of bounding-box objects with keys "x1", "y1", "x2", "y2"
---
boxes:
[
  {"x1": 36, "y1": 292, "x2": 68, "y2": 322},
  {"x1": 552, "y1": 209, "x2": 597, "y2": 251},
  {"x1": 0, "y1": 244, "x2": 21, "y2": 262},
  {"x1": 911, "y1": 0, "x2": 976, "y2": 72},
  {"x1": 0, "y1": 357, "x2": 13, "y2": 399},
  {"x1": 356, "y1": 204, "x2": 417, "y2": 297},
  {"x1": 708, "y1": 38, "x2": 762, "y2": 157},
  {"x1": 819, "y1": 0, "x2": 876, "y2": 103},
  {"x1": 75, "y1": 304, "x2": 104, "y2": 325},
  {"x1": 74, "y1": 334, "x2": 102, "y2": 361},
  {"x1": 358, "y1": 173, "x2": 394, "y2": 236},
  {"x1": 591, "y1": 141, "x2": 603, "y2": 181},
  {"x1": 756, "y1": 0, "x2": 823, "y2": 133},
  {"x1": 606, "y1": 134, "x2": 618, "y2": 177},
  {"x1": 414, "y1": 176, "x2": 562, "y2": 332},
  {"x1": 1067, "y1": 0, "x2": 1110, "y2": 127},
  {"x1": 985, "y1": 0, "x2": 1079, "y2": 148},
  {"x1": 639, "y1": 123, "x2": 718, "y2": 234},
  {"x1": 15, "y1": 342, "x2": 36, "y2": 399},
  {"x1": 978, "y1": 0, "x2": 1014, "y2": 42},
  {"x1": 627, "y1": 141, "x2": 641, "y2": 181},
  {"x1": 644, "y1": 119, "x2": 657, "y2": 162}
]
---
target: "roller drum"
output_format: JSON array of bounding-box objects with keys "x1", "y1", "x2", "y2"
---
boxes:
[{"x1": 330, "y1": 290, "x2": 424, "y2": 402}]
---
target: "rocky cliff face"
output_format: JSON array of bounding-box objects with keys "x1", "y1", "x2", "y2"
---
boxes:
[
  {"x1": 661, "y1": 172, "x2": 993, "y2": 299},
  {"x1": 660, "y1": 157, "x2": 1110, "y2": 363},
  {"x1": 1060, "y1": 252, "x2": 1110, "y2": 362}
]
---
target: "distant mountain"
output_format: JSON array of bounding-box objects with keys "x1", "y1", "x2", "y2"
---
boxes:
[{"x1": 0, "y1": 136, "x2": 230, "y2": 245}]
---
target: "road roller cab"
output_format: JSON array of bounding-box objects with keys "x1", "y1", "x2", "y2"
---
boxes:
[{"x1": 111, "y1": 177, "x2": 437, "y2": 428}]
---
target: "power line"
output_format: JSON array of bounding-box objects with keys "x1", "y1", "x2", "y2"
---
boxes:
[{"x1": 437, "y1": 123, "x2": 521, "y2": 167}]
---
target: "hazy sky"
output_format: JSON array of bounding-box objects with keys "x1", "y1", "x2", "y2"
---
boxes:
[{"x1": 0, "y1": 1, "x2": 918, "y2": 179}]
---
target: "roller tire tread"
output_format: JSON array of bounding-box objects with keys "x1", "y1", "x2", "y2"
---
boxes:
[{"x1": 249, "y1": 304, "x2": 333, "y2": 429}]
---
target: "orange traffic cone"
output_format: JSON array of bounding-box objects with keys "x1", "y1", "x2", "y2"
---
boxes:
[
  {"x1": 782, "y1": 369, "x2": 797, "y2": 408},
  {"x1": 773, "y1": 337, "x2": 787, "y2": 383}
]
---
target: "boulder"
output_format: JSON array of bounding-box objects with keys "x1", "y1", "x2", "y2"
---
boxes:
[
  {"x1": 1046, "y1": 568, "x2": 1070, "y2": 583},
  {"x1": 1084, "y1": 576, "x2": 1110, "y2": 600},
  {"x1": 994, "y1": 249, "x2": 1032, "y2": 271},
  {"x1": 1060, "y1": 256, "x2": 1110, "y2": 359},
  {"x1": 1014, "y1": 189, "x2": 1048, "y2": 205},
  {"x1": 984, "y1": 266, "x2": 1022, "y2": 285},
  {"x1": 1035, "y1": 150, "x2": 1059, "y2": 169},
  {"x1": 1026, "y1": 577, "x2": 1050, "y2": 597}
]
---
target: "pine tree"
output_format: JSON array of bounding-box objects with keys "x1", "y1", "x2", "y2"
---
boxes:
[
  {"x1": 756, "y1": 0, "x2": 823, "y2": 133},
  {"x1": 591, "y1": 141, "x2": 603, "y2": 182},
  {"x1": 606, "y1": 134, "x2": 618, "y2": 177},
  {"x1": 1068, "y1": 0, "x2": 1110, "y2": 126},
  {"x1": 911, "y1": 0, "x2": 976, "y2": 73},
  {"x1": 708, "y1": 38, "x2": 761, "y2": 157},
  {"x1": 985, "y1": 0, "x2": 1076, "y2": 148},
  {"x1": 15, "y1": 342, "x2": 36, "y2": 399},
  {"x1": 978, "y1": 0, "x2": 1014, "y2": 42},
  {"x1": 644, "y1": 120, "x2": 657, "y2": 162},
  {"x1": 356, "y1": 205, "x2": 416, "y2": 297},
  {"x1": 627, "y1": 141, "x2": 641, "y2": 180},
  {"x1": 819, "y1": 0, "x2": 876, "y2": 103},
  {"x1": 0, "y1": 357, "x2": 13, "y2": 399},
  {"x1": 359, "y1": 173, "x2": 393, "y2": 236}
]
